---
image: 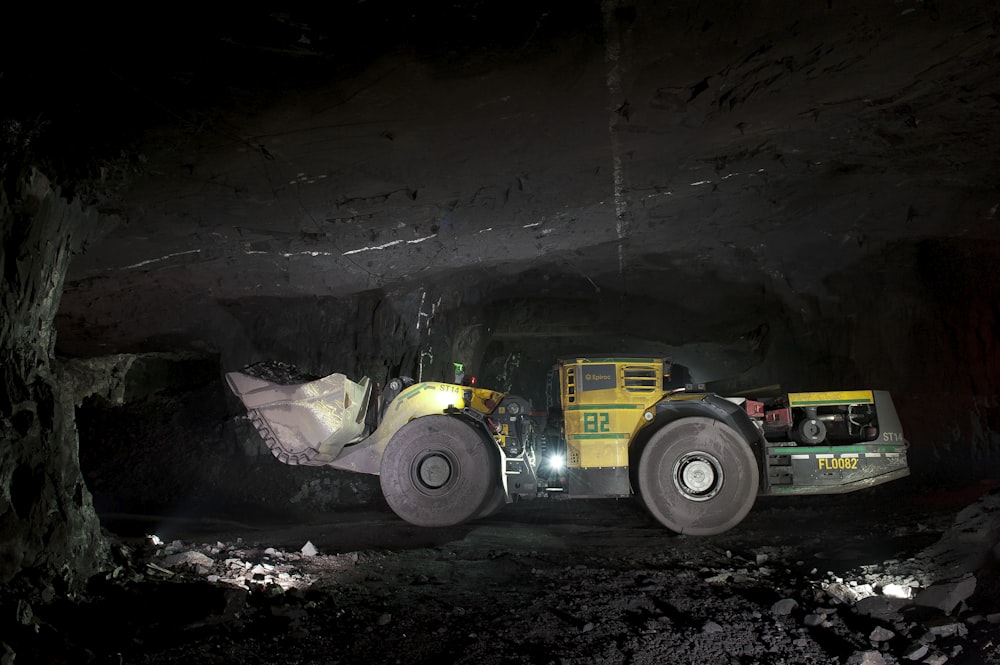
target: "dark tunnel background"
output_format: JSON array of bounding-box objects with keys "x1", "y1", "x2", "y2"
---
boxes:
[{"x1": 1, "y1": 0, "x2": 999, "y2": 600}]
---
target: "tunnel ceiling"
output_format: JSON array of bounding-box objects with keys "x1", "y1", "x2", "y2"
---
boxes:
[{"x1": 9, "y1": 2, "x2": 998, "y2": 370}]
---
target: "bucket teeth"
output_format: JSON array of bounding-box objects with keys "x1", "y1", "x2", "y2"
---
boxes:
[{"x1": 249, "y1": 409, "x2": 318, "y2": 465}]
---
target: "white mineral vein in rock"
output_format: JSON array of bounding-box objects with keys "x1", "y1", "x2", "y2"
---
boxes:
[
  {"x1": 121, "y1": 249, "x2": 201, "y2": 269},
  {"x1": 343, "y1": 233, "x2": 437, "y2": 255}
]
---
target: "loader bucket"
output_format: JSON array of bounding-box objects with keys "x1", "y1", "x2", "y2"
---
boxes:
[{"x1": 226, "y1": 370, "x2": 372, "y2": 466}]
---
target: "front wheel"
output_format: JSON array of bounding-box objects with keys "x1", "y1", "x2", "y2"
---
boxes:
[
  {"x1": 636, "y1": 417, "x2": 759, "y2": 535},
  {"x1": 380, "y1": 415, "x2": 496, "y2": 527},
  {"x1": 475, "y1": 484, "x2": 508, "y2": 519}
]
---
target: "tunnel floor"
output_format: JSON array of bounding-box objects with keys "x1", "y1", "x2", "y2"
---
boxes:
[{"x1": 4, "y1": 482, "x2": 999, "y2": 665}]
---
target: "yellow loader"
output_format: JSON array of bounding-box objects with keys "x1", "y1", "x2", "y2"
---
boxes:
[{"x1": 227, "y1": 357, "x2": 908, "y2": 534}]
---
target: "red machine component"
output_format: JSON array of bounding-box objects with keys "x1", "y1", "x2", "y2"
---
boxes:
[{"x1": 765, "y1": 407, "x2": 792, "y2": 429}]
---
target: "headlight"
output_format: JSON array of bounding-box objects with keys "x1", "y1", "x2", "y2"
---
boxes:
[{"x1": 547, "y1": 454, "x2": 565, "y2": 471}]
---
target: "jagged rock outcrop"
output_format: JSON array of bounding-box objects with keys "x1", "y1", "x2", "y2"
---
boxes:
[{"x1": 0, "y1": 169, "x2": 107, "y2": 591}]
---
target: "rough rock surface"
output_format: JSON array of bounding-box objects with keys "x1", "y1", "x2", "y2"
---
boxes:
[
  {"x1": 2, "y1": 0, "x2": 1000, "y2": 623},
  {"x1": 0, "y1": 169, "x2": 107, "y2": 591},
  {"x1": 6, "y1": 0, "x2": 992, "y2": 471},
  {"x1": 1, "y1": 486, "x2": 998, "y2": 664},
  {"x1": 75, "y1": 365, "x2": 381, "y2": 519}
]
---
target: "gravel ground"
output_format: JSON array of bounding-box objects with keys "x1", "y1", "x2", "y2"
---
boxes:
[{"x1": 3, "y1": 482, "x2": 998, "y2": 665}]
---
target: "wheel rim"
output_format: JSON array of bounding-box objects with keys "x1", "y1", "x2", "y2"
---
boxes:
[
  {"x1": 673, "y1": 451, "x2": 724, "y2": 501},
  {"x1": 411, "y1": 449, "x2": 457, "y2": 495}
]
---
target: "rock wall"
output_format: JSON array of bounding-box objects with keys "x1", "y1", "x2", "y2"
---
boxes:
[
  {"x1": 75, "y1": 366, "x2": 381, "y2": 523},
  {"x1": 0, "y1": 170, "x2": 107, "y2": 591},
  {"x1": 857, "y1": 239, "x2": 1000, "y2": 474},
  {"x1": 220, "y1": 280, "x2": 491, "y2": 387},
  {"x1": 217, "y1": 247, "x2": 1000, "y2": 481},
  {"x1": 732, "y1": 238, "x2": 1000, "y2": 476}
]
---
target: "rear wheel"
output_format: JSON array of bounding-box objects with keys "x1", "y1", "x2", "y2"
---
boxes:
[
  {"x1": 380, "y1": 415, "x2": 495, "y2": 527},
  {"x1": 637, "y1": 417, "x2": 759, "y2": 535}
]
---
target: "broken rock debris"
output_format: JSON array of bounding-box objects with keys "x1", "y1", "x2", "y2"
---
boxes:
[
  {"x1": 4, "y1": 491, "x2": 990, "y2": 664},
  {"x1": 914, "y1": 576, "x2": 976, "y2": 614},
  {"x1": 134, "y1": 524, "x2": 992, "y2": 665},
  {"x1": 149, "y1": 538, "x2": 358, "y2": 592}
]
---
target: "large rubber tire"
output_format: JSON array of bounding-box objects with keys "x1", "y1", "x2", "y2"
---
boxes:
[
  {"x1": 475, "y1": 484, "x2": 507, "y2": 519},
  {"x1": 475, "y1": 434, "x2": 507, "y2": 519},
  {"x1": 637, "y1": 417, "x2": 759, "y2": 536},
  {"x1": 380, "y1": 415, "x2": 495, "y2": 527}
]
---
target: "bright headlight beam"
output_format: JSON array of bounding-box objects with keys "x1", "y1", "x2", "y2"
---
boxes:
[{"x1": 547, "y1": 454, "x2": 565, "y2": 471}]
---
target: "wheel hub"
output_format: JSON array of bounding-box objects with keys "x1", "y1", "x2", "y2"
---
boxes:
[
  {"x1": 416, "y1": 453, "x2": 452, "y2": 489},
  {"x1": 673, "y1": 451, "x2": 723, "y2": 501}
]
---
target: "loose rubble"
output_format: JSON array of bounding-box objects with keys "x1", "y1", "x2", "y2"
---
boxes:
[
  {"x1": 145, "y1": 537, "x2": 360, "y2": 592},
  {"x1": 1, "y1": 488, "x2": 997, "y2": 664}
]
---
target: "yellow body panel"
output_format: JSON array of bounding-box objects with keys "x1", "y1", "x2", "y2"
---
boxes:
[
  {"x1": 392, "y1": 382, "x2": 502, "y2": 417},
  {"x1": 787, "y1": 390, "x2": 874, "y2": 407},
  {"x1": 354, "y1": 381, "x2": 503, "y2": 470},
  {"x1": 560, "y1": 358, "x2": 669, "y2": 469}
]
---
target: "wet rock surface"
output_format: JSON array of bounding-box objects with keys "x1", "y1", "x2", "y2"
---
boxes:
[{"x1": 2, "y1": 485, "x2": 998, "y2": 664}]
